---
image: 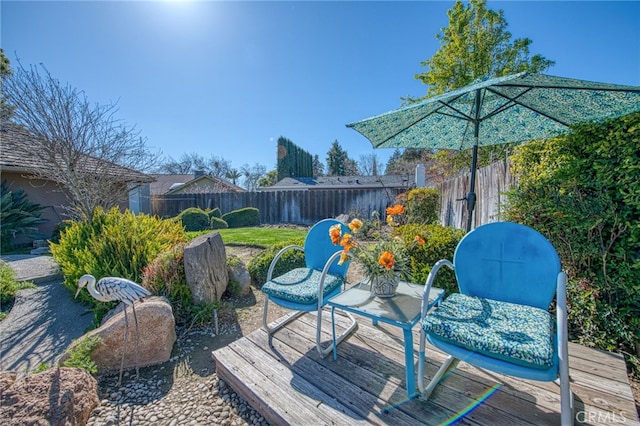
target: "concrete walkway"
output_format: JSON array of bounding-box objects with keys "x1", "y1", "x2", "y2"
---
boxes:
[{"x1": 0, "y1": 255, "x2": 93, "y2": 375}]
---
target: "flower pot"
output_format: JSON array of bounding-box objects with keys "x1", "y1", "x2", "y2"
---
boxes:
[{"x1": 370, "y1": 274, "x2": 400, "y2": 298}]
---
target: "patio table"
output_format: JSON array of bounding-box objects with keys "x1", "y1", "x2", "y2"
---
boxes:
[{"x1": 328, "y1": 280, "x2": 444, "y2": 397}]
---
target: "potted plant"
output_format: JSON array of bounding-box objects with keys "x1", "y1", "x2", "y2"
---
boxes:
[{"x1": 329, "y1": 205, "x2": 424, "y2": 297}]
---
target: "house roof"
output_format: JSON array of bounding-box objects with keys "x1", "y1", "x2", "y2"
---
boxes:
[
  {"x1": 261, "y1": 174, "x2": 415, "y2": 191},
  {"x1": 149, "y1": 173, "x2": 245, "y2": 195},
  {"x1": 0, "y1": 125, "x2": 153, "y2": 183}
]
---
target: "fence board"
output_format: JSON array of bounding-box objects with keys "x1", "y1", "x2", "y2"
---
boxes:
[{"x1": 150, "y1": 161, "x2": 516, "y2": 229}]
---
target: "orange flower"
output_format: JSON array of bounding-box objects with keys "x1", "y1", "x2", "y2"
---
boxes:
[
  {"x1": 337, "y1": 252, "x2": 350, "y2": 266},
  {"x1": 378, "y1": 251, "x2": 396, "y2": 270},
  {"x1": 340, "y1": 234, "x2": 356, "y2": 252},
  {"x1": 329, "y1": 224, "x2": 342, "y2": 245},
  {"x1": 386, "y1": 204, "x2": 404, "y2": 216},
  {"x1": 414, "y1": 235, "x2": 425, "y2": 245},
  {"x1": 348, "y1": 218, "x2": 363, "y2": 232}
]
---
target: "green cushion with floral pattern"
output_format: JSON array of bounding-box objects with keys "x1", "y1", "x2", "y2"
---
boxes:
[
  {"x1": 262, "y1": 268, "x2": 344, "y2": 305},
  {"x1": 422, "y1": 293, "x2": 555, "y2": 370}
]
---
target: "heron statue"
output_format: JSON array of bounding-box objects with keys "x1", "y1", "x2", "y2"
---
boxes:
[{"x1": 75, "y1": 274, "x2": 151, "y2": 386}]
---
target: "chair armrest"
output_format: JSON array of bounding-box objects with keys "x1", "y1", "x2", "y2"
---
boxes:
[
  {"x1": 421, "y1": 259, "x2": 454, "y2": 318},
  {"x1": 315, "y1": 250, "x2": 348, "y2": 310},
  {"x1": 266, "y1": 244, "x2": 304, "y2": 281}
]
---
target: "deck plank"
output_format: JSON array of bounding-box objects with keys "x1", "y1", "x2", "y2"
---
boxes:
[{"x1": 213, "y1": 311, "x2": 640, "y2": 426}]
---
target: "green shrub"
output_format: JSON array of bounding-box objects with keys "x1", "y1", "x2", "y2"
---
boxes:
[
  {"x1": 0, "y1": 180, "x2": 46, "y2": 252},
  {"x1": 177, "y1": 207, "x2": 210, "y2": 232},
  {"x1": 222, "y1": 207, "x2": 260, "y2": 228},
  {"x1": 210, "y1": 216, "x2": 228, "y2": 230},
  {"x1": 50, "y1": 208, "x2": 185, "y2": 315},
  {"x1": 208, "y1": 208, "x2": 222, "y2": 219},
  {"x1": 394, "y1": 223, "x2": 465, "y2": 295},
  {"x1": 505, "y1": 112, "x2": 640, "y2": 371},
  {"x1": 141, "y1": 244, "x2": 192, "y2": 324},
  {"x1": 247, "y1": 238, "x2": 306, "y2": 285},
  {"x1": 406, "y1": 187, "x2": 440, "y2": 225},
  {"x1": 0, "y1": 261, "x2": 35, "y2": 310},
  {"x1": 59, "y1": 335, "x2": 102, "y2": 374}
]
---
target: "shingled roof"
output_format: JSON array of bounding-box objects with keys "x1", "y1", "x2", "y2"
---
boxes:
[
  {"x1": 0, "y1": 125, "x2": 153, "y2": 183},
  {"x1": 261, "y1": 174, "x2": 414, "y2": 191}
]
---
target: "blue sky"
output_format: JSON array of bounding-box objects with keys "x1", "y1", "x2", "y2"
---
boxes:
[{"x1": 2, "y1": 1, "x2": 639, "y2": 174}]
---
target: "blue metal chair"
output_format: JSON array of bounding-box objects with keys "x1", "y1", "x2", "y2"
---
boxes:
[
  {"x1": 261, "y1": 219, "x2": 357, "y2": 357},
  {"x1": 418, "y1": 222, "x2": 573, "y2": 425}
]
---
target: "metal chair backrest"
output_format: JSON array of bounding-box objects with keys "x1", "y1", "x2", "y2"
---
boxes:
[
  {"x1": 453, "y1": 222, "x2": 561, "y2": 310},
  {"x1": 304, "y1": 219, "x2": 350, "y2": 278}
]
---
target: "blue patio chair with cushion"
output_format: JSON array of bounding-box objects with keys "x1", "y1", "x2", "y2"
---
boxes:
[
  {"x1": 418, "y1": 222, "x2": 573, "y2": 425},
  {"x1": 262, "y1": 219, "x2": 357, "y2": 357}
]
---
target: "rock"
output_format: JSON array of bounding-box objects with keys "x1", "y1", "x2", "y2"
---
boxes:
[
  {"x1": 335, "y1": 214, "x2": 350, "y2": 224},
  {"x1": 184, "y1": 232, "x2": 229, "y2": 303},
  {"x1": 81, "y1": 297, "x2": 176, "y2": 373},
  {"x1": 226, "y1": 255, "x2": 251, "y2": 297},
  {"x1": 0, "y1": 371, "x2": 17, "y2": 393},
  {"x1": 0, "y1": 367, "x2": 98, "y2": 425}
]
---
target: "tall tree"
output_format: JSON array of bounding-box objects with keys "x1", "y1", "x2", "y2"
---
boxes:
[
  {"x1": 412, "y1": 0, "x2": 554, "y2": 177},
  {"x1": 0, "y1": 49, "x2": 14, "y2": 125},
  {"x1": 312, "y1": 154, "x2": 324, "y2": 177},
  {"x1": 157, "y1": 152, "x2": 231, "y2": 179},
  {"x1": 258, "y1": 169, "x2": 278, "y2": 188},
  {"x1": 326, "y1": 140, "x2": 356, "y2": 176},
  {"x1": 358, "y1": 153, "x2": 384, "y2": 176},
  {"x1": 241, "y1": 163, "x2": 266, "y2": 191},
  {"x1": 2, "y1": 61, "x2": 157, "y2": 220},
  {"x1": 414, "y1": 0, "x2": 554, "y2": 99},
  {"x1": 226, "y1": 168, "x2": 242, "y2": 185}
]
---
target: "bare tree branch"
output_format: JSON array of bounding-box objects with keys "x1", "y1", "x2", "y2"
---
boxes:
[{"x1": 2, "y1": 60, "x2": 157, "y2": 219}]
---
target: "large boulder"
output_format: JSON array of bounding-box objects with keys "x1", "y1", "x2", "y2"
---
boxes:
[
  {"x1": 83, "y1": 296, "x2": 176, "y2": 373},
  {"x1": 227, "y1": 254, "x2": 251, "y2": 297},
  {"x1": 0, "y1": 368, "x2": 98, "y2": 425},
  {"x1": 184, "y1": 231, "x2": 229, "y2": 303}
]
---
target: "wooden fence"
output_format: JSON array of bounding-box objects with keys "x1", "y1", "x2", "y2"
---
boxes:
[
  {"x1": 436, "y1": 159, "x2": 516, "y2": 230},
  {"x1": 152, "y1": 188, "x2": 405, "y2": 225},
  {"x1": 151, "y1": 160, "x2": 516, "y2": 229}
]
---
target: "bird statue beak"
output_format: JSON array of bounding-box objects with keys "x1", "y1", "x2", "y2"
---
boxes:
[{"x1": 74, "y1": 287, "x2": 81, "y2": 299}]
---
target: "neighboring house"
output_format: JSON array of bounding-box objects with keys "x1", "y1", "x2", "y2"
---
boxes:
[
  {"x1": 0, "y1": 125, "x2": 153, "y2": 245},
  {"x1": 260, "y1": 174, "x2": 416, "y2": 191},
  {"x1": 149, "y1": 173, "x2": 245, "y2": 196}
]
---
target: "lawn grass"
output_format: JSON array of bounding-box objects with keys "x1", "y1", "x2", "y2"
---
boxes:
[{"x1": 187, "y1": 227, "x2": 308, "y2": 248}]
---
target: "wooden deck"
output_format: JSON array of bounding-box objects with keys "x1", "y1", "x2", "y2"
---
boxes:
[{"x1": 212, "y1": 311, "x2": 639, "y2": 426}]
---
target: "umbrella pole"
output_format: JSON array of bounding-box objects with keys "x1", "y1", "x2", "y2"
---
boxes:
[{"x1": 466, "y1": 144, "x2": 478, "y2": 232}]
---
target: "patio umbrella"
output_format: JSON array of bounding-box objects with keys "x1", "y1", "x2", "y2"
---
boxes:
[{"x1": 346, "y1": 72, "x2": 640, "y2": 231}]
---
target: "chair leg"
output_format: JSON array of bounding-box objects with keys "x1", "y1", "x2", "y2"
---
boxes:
[
  {"x1": 262, "y1": 297, "x2": 305, "y2": 335},
  {"x1": 418, "y1": 354, "x2": 458, "y2": 400},
  {"x1": 316, "y1": 308, "x2": 357, "y2": 358}
]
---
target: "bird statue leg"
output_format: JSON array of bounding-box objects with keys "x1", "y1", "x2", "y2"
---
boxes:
[
  {"x1": 118, "y1": 305, "x2": 130, "y2": 387},
  {"x1": 132, "y1": 302, "x2": 141, "y2": 380}
]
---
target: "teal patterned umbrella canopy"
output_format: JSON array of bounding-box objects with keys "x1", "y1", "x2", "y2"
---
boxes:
[
  {"x1": 347, "y1": 72, "x2": 640, "y2": 150},
  {"x1": 347, "y1": 72, "x2": 640, "y2": 230}
]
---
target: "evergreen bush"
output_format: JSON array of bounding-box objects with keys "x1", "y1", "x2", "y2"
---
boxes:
[
  {"x1": 177, "y1": 207, "x2": 210, "y2": 232},
  {"x1": 222, "y1": 207, "x2": 260, "y2": 228},
  {"x1": 208, "y1": 208, "x2": 222, "y2": 219},
  {"x1": 504, "y1": 112, "x2": 640, "y2": 370},
  {"x1": 50, "y1": 208, "x2": 185, "y2": 316},
  {"x1": 141, "y1": 244, "x2": 192, "y2": 324},
  {"x1": 247, "y1": 238, "x2": 306, "y2": 285},
  {"x1": 406, "y1": 187, "x2": 440, "y2": 224},
  {"x1": 394, "y1": 223, "x2": 465, "y2": 295},
  {"x1": 210, "y1": 216, "x2": 229, "y2": 230}
]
